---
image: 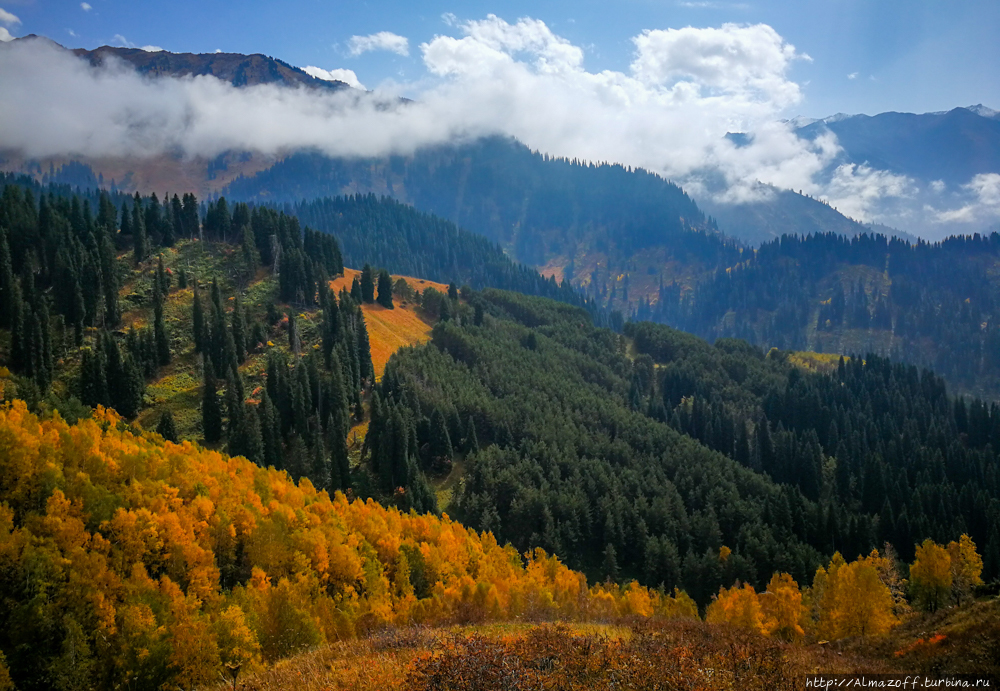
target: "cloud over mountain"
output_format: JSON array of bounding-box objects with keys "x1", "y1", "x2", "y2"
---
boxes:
[{"x1": 0, "y1": 16, "x2": 994, "y2": 235}]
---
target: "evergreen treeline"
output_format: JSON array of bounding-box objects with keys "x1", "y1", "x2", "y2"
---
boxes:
[
  {"x1": 362, "y1": 288, "x2": 1000, "y2": 604},
  {"x1": 224, "y1": 136, "x2": 731, "y2": 265},
  {"x1": 364, "y1": 288, "x2": 826, "y2": 603},
  {"x1": 287, "y1": 193, "x2": 621, "y2": 329},
  {"x1": 645, "y1": 231, "x2": 1000, "y2": 400},
  {"x1": 625, "y1": 320, "x2": 1000, "y2": 574},
  {"x1": 212, "y1": 281, "x2": 375, "y2": 495}
]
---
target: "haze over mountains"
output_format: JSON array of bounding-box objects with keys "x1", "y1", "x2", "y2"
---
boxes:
[{"x1": 2, "y1": 30, "x2": 997, "y2": 244}]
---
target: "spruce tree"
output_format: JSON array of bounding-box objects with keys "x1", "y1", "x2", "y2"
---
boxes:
[
  {"x1": 258, "y1": 390, "x2": 282, "y2": 469},
  {"x1": 202, "y1": 358, "x2": 223, "y2": 443},
  {"x1": 99, "y1": 235, "x2": 120, "y2": 327},
  {"x1": 465, "y1": 415, "x2": 479, "y2": 454},
  {"x1": 360, "y1": 264, "x2": 376, "y2": 303},
  {"x1": 161, "y1": 207, "x2": 175, "y2": 247},
  {"x1": 0, "y1": 229, "x2": 13, "y2": 328},
  {"x1": 242, "y1": 402, "x2": 264, "y2": 465},
  {"x1": 429, "y1": 408, "x2": 453, "y2": 465},
  {"x1": 119, "y1": 201, "x2": 131, "y2": 236},
  {"x1": 156, "y1": 410, "x2": 178, "y2": 442},
  {"x1": 232, "y1": 295, "x2": 247, "y2": 363},
  {"x1": 182, "y1": 193, "x2": 200, "y2": 239},
  {"x1": 288, "y1": 311, "x2": 300, "y2": 354},
  {"x1": 78, "y1": 346, "x2": 108, "y2": 409},
  {"x1": 377, "y1": 269, "x2": 394, "y2": 309},
  {"x1": 226, "y1": 372, "x2": 246, "y2": 457},
  {"x1": 131, "y1": 193, "x2": 147, "y2": 265},
  {"x1": 350, "y1": 276, "x2": 362, "y2": 303},
  {"x1": 356, "y1": 309, "x2": 373, "y2": 384},
  {"x1": 192, "y1": 279, "x2": 206, "y2": 353}
]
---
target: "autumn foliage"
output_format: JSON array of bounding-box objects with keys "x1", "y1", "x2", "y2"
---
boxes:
[{"x1": 0, "y1": 401, "x2": 693, "y2": 690}]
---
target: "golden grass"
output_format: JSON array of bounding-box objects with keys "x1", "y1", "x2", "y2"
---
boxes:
[
  {"x1": 360, "y1": 303, "x2": 434, "y2": 381},
  {"x1": 329, "y1": 268, "x2": 450, "y2": 298},
  {"x1": 227, "y1": 623, "x2": 637, "y2": 691}
]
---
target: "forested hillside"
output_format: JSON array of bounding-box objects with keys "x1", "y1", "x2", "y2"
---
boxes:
[
  {"x1": 1, "y1": 177, "x2": 999, "y2": 689},
  {"x1": 224, "y1": 137, "x2": 745, "y2": 296},
  {"x1": 365, "y1": 289, "x2": 1000, "y2": 595},
  {"x1": 645, "y1": 231, "x2": 1000, "y2": 400},
  {"x1": 286, "y1": 193, "x2": 615, "y2": 328}
]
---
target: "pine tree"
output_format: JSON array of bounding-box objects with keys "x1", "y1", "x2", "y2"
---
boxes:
[
  {"x1": 288, "y1": 311, "x2": 300, "y2": 355},
  {"x1": 242, "y1": 402, "x2": 264, "y2": 465},
  {"x1": 119, "y1": 201, "x2": 132, "y2": 236},
  {"x1": 429, "y1": 408, "x2": 453, "y2": 466},
  {"x1": 360, "y1": 264, "x2": 376, "y2": 303},
  {"x1": 356, "y1": 309, "x2": 373, "y2": 384},
  {"x1": 226, "y1": 372, "x2": 246, "y2": 457},
  {"x1": 202, "y1": 358, "x2": 223, "y2": 443},
  {"x1": 465, "y1": 415, "x2": 479, "y2": 454},
  {"x1": 78, "y1": 346, "x2": 108, "y2": 409},
  {"x1": 377, "y1": 269, "x2": 394, "y2": 308},
  {"x1": 258, "y1": 390, "x2": 282, "y2": 469},
  {"x1": 0, "y1": 229, "x2": 13, "y2": 328},
  {"x1": 132, "y1": 193, "x2": 147, "y2": 265},
  {"x1": 232, "y1": 295, "x2": 247, "y2": 364},
  {"x1": 156, "y1": 410, "x2": 178, "y2": 442},
  {"x1": 99, "y1": 235, "x2": 120, "y2": 327},
  {"x1": 192, "y1": 279, "x2": 206, "y2": 353}
]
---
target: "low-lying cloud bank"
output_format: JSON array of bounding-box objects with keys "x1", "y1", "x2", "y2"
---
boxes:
[{"x1": 0, "y1": 16, "x2": 995, "y2": 237}]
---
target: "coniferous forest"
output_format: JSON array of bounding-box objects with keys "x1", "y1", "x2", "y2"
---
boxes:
[{"x1": 0, "y1": 177, "x2": 999, "y2": 689}]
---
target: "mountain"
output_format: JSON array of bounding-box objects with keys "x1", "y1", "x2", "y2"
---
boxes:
[
  {"x1": 645, "y1": 231, "x2": 1000, "y2": 401},
  {"x1": 795, "y1": 106, "x2": 1000, "y2": 186},
  {"x1": 225, "y1": 138, "x2": 751, "y2": 303},
  {"x1": 62, "y1": 38, "x2": 355, "y2": 91},
  {"x1": 1, "y1": 176, "x2": 998, "y2": 690},
  {"x1": 699, "y1": 186, "x2": 870, "y2": 246}
]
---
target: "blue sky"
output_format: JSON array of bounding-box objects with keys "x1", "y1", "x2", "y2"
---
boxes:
[{"x1": 4, "y1": 0, "x2": 998, "y2": 118}]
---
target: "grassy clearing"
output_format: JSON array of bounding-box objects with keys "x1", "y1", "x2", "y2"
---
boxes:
[{"x1": 226, "y1": 598, "x2": 1000, "y2": 691}]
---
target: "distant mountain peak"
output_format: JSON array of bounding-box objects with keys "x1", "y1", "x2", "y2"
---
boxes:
[
  {"x1": 965, "y1": 104, "x2": 999, "y2": 119},
  {"x1": 8, "y1": 35, "x2": 357, "y2": 93}
]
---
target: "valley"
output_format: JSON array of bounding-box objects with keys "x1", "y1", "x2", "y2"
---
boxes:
[{"x1": 0, "y1": 16, "x2": 999, "y2": 690}]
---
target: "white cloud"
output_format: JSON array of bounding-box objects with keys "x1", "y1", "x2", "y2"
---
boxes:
[
  {"x1": 347, "y1": 31, "x2": 409, "y2": 57},
  {"x1": 113, "y1": 34, "x2": 164, "y2": 52},
  {"x1": 818, "y1": 163, "x2": 915, "y2": 221},
  {"x1": 930, "y1": 179, "x2": 946, "y2": 193},
  {"x1": 0, "y1": 27, "x2": 12, "y2": 42},
  {"x1": 630, "y1": 23, "x2": 808, "y2": 108},
  {"x1": 847, "y1": 72, "x2": 857, "y2": 80},
  {"x1": 0, "y1": 7, "x2": 20, "y2": 25},
  {"x1": 303, "y1": 65, "x2": 365, "y2": 90},
  {"x1": 68, "y1": 29, "x2": 77, "y2": 37},
  {"x1": 441, "y1": 12, "x2": 458, "y2": 27},
  {"x1": 0, "y1": 15, "x2": 926, "y2": 226},
  {"x1": 934, "y1": 173, "x2": 1000, "y2": 224},
  {"x1": 81, "y1": 2, "x2": 92, "y2": 11}
]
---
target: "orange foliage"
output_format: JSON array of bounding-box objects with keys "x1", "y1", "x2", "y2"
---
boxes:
[
  {"x1": 811, "y1": 550, "x2": 898, "y2": 640},
  {"x1": 0, "y1": 401, "x2": 696, "y2": 688}
]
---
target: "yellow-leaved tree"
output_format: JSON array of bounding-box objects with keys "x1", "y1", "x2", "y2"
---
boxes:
[
  {"x1": 706, "y1": 582, "x2": 765, "y2": 634},
  {"x1": 760, "y1": 573, "x2": 805, "y2": 641},
  {"x1": 946, "y1": 534, "x2": 983, "y2": 604},
  {"x1": 910, "y1": 539, "x2": 952, "y2": 612},
  {"x1": 812, "y1": 550, "x2": 897, "y2": 639}
]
